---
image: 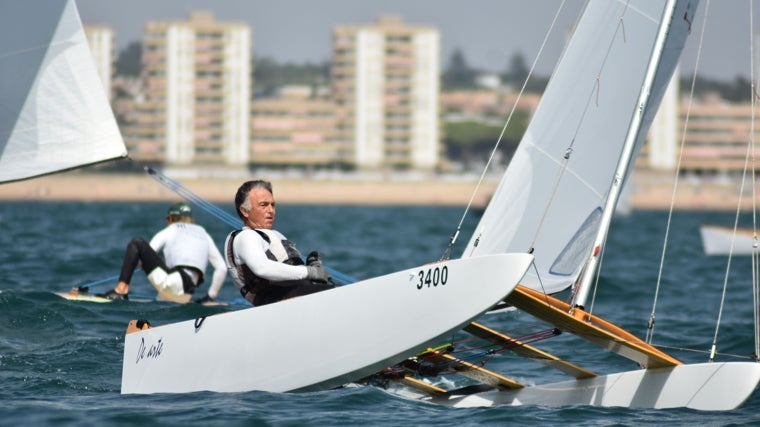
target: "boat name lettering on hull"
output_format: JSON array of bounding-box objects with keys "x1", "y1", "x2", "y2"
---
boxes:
[
  {"x1": 416, "y1": 266, "x2": 448, "y2": 289},
  {"x1": 136, "y1": 337, "x2": 164, "y2": 364}
]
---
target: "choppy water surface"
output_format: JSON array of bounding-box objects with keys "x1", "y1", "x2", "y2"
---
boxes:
[{"x1": 0, "y1": 201, "x2": 758, "y2": 425}]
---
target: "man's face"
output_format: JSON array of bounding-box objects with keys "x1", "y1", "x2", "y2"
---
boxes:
[{"x1": 241, "y1": 187, "x2": 276, "y2": 229}]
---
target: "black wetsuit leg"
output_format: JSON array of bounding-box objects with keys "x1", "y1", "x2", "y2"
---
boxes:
[{"x1": 118, "y1": 237, "x2": 167, "y2": 284}]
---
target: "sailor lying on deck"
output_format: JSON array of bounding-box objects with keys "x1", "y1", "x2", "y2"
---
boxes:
[
  {"x1": 99, "y1": 202, "x2": 227, "y2": 302},
  {"x1": 225, "y1": 180, "x2": 334, "y2": 306}
]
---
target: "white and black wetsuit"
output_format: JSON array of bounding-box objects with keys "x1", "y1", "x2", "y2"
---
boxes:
[{"x1": 225, "y1": 227, "x2": 333, "y2": 306}]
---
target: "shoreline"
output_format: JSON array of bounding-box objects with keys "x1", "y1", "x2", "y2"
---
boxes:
[
  {"x1": 0, "y1": 172, "x2": 497, "y2": 207},
  {"x1": 0, "y1": 170, "x2": 757, "y2": 211}
]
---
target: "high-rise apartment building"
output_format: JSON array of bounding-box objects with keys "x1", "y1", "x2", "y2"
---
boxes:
[
  {"x1": 332, "y1": 16, "x2": 440, "y2": 170},
  {"x1": 132, "y1": 12, "x2": 250, "y2": 167},
  {"x1": 84, "y1": 25, "x2": 114, "y2": 100}
]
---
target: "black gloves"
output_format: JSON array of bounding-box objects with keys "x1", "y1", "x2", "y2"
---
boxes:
[
  {"x1": 306, "y1": 266, "x2": 330, "y2": 283},
  {"x1": 306, "y1": 251, "x2": 322, "y2": 267},
  {"x1": 306, "y1": 251, "x2": 331, "y2": 283}
]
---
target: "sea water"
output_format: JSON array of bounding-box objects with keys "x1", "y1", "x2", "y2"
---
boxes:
[{"x1": 0, "y1": 201, "x2": 758, "y2": 426}]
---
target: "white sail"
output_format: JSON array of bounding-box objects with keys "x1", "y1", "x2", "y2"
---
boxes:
[
  {"x1": 0, "y1": 0, "x2": 127, "y2": 184},
  {"x1": 463, "y1": 0, "x2": 695, "y2": 294}
]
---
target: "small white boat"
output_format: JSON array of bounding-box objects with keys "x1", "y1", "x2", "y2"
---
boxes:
[{"x1": 700, "y1": 224, "x2": 758, "y2": 255}]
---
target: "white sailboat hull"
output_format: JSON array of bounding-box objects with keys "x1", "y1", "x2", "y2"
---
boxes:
[
  {"x1": 121, "y1": 253, "x2": 533, "y2": 394},
  {"x1": 426, "y1": 362, "x2": 760, "y2": 411},
  {"x1": 700, "y1": 224, "x2": 758, "y2": 255}
]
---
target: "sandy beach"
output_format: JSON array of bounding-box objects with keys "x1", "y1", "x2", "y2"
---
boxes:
[{"x1": 0, "y1": 169, "x2": 756, "y2": 211}]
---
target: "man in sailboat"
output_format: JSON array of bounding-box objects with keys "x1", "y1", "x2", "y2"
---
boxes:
[
  {"x1": 225, "y1": 180, "x2": 334, "y2": 306},
  {"x1": 99, "y1": 202, "x2": 227, "y2": 302}
]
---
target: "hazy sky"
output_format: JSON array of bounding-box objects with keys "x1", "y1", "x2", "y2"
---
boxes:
[{"x1": 77, "y1": 1, "x2": 760, "y2": 82}]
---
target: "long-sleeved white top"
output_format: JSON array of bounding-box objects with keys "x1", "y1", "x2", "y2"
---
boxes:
[
  {"x1": 229, "y1": 228, "x2": 308, "y2": 282},
  {"x1": 150, "y1": 222, "x2": 227, "y2": 298}
]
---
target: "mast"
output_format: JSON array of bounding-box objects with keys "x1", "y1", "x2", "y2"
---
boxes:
[{"x1": 571, "y1": 0, "x2": 681, "y2": 312}]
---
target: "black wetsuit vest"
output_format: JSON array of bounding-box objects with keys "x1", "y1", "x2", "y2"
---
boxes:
[{"x1": 225, "y1": 229, "x2": 304, "y2": 301}]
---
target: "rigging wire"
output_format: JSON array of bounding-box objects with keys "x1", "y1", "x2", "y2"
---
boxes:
[
  {"x1": 748, "y1": 0, "x2": 760, "y2": 360},
  {"x1": 145, "y1": 166, "x2": 241, "y2": 228},
  {"x1": 75, "y1": 273, "x2": 121, "y2": 291},
  {"x1": 645, "y1": 0, "x2": 711, "y2": 345},
  {"x1": 408, "y1": 326, "x2": 560, "y2": 378},
  {"x1": 653, "y1": 342, "x2": 755, "y2": 361},
  {"x1": 439, "y1": 0, "x2": 569, "y2": 261},
  {"x1": 720, "y1": 0, "x2": 760, "y2": 358},
  {"x1": 709, "y1": 0, "x2": 759, "y2": 362}
]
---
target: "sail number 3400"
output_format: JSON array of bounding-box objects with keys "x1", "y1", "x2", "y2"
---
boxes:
[{"x1": 416, "y1": 266, "x2": 448, "y2": 289}]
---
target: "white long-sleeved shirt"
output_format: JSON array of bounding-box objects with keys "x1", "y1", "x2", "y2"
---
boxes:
[
  {"x1": 229, "y1": 228, "x2": 308, "y2": 283},
  {"x1": 150, "y1": 222, "x2": 227, "y2": 298}
]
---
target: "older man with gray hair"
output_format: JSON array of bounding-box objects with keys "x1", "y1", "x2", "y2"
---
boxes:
[{"x1": 224, "y1": 180, "x2": 333, "y2": 306}]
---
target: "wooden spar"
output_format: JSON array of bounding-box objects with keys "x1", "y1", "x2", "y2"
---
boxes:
[
  {"x1": 505, "y1": 286, "x2": 681, "y2": 368},
  {"x1": 464, "y1": 322, "x2": 597, "y2": 379}
]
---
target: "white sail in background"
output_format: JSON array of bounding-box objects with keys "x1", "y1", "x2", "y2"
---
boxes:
[
  {"x1": 464, "y1": 1, "x2": 696, "y2": 294},
  {"x1": 0, "y1": 0, "x2": 127, "y2": 183}
]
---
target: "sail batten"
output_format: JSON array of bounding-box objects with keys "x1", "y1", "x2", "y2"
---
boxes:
[
  {"x1": 464, "y1": 1, "x2": 696, "y2": 295},
  {"x1": 0, "y1": 0, "x2": 127, "y2": 184}
]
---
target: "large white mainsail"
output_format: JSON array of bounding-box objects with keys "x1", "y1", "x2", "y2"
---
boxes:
[
  {"x1": 464, "y1": 1, "x2": 696, "y2": 295},
  {"x1": 0, "y1": 0, "x2": 127, "y2": 183}
]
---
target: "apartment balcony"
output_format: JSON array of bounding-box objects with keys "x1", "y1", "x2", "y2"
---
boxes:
[
  {"x1": 384, "y1": 104, "x2": 412, "y2": 115},
  {"x1": 384, "y1": 40, "x2": 414, "y2": 50},
  {"x1": 680, "y1": 159, "x2": 749, "y2": 171},
  {"x1": 384, "y1": 57, "x2": 414, "y2": 69},
  {"x1": 683, "y1": 133, "x2": 755, "y2": 144},
  {"x1": 131, "y1": 117, "x2": 166, "y2": 127},
  {"x1": 193, "y1": 152, "x2": 225, "y2": 163},
  {"x1": 194, "y1": 103, "x2": 224, "y2": 114},
  {"x1": 195, "y1": 63, "x2": 224, "y2": 74},
  {"x1": 687, "y1": 118, "x2": 754, "y2": 128},
  {"x1": 141, "y1": 51, "x2": 165, "y2": 64},
  {"x1": 141, "y1": 36, "x2": 167, "y2": 49},
  {"x1": 123, "y1": 130, "x2": 163, "y2": 143},
  {"x1": 385, "y1": 127, "x2": 411, "y2": 139},
  {"x1": 382, "y1": 156, "x2": 413, "y2": 168},
  {"x1": 329, "y1": 64, "x2": 352, "y2": 76}
]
